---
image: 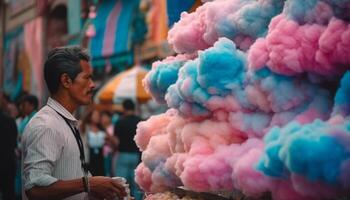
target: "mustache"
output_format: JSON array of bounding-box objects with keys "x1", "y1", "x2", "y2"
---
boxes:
[{"x1": 87, "y1": 89, "x2": 96, "y2": 95}]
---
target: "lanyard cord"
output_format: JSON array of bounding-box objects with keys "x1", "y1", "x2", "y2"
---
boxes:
[{"x1": 48, "y1": 105, "x2": 89, "y2": 175}]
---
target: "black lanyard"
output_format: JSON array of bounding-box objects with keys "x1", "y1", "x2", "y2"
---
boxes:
[{"x1": 49, "y1": 106, "x2": 89, "y2": 174}]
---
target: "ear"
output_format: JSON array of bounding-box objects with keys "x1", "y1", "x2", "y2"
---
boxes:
[{"x1": 60, "y1": 73, "x2": 72, "y2": 89}]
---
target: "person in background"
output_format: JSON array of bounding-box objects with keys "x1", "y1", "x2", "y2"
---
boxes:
[
  {"x1": 100, "y1": 111, "x2": 119, "y2": 177},
  {"x1": 114, "y1": 99, "x2": 143, "y2": 200},
  {"x1": 0, "y1": 91, "x2": 18, "y2": 200},
  {"x1": 0, "y1": 92, "x2": 19, "y2": 119},
  {"x1": 82, "y1": 109, "x2": 106, "y2": 176},
  {"x1": 21, "y1": 46, "x2": 126, "y2": 200},
  {"x1": 17, "y1": 95, "x2": 39, "y2": 135},
  {"x1": 14, "y1": 94, "x2": 38, "y2": 200}
]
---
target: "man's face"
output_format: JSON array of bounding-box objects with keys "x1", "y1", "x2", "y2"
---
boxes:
[{"x1": 68, "y1": 60, "x2": 95, "y2": 105}]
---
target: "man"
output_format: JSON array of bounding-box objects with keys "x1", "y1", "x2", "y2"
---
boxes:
[
  {"x1": 114, "y1": 99, "x2": 143, "y2": 200},
  {"x1": 0, "y1": 91, "x2": 18, "y2": 200},
  {"x1": 22, "y1": 46, "x2": 126, "y2": 200}
]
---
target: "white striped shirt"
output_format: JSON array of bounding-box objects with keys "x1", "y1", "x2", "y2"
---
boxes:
[{"x1": 22, "y1": 97, "x2": 88, "y2": 200}]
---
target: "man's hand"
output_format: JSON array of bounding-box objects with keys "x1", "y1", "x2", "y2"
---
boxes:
[{"x1": 89, "y1": 176, "x2": 127, "y2": 200}]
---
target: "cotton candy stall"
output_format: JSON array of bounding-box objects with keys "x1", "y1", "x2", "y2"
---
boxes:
[{"x1": 135, "y1": 0, "x2": 350, "y2": 199}]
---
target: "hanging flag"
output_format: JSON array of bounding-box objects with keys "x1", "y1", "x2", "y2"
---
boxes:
[{"x1": 89, "y1": 0, "x2": 140, "y2": 69}]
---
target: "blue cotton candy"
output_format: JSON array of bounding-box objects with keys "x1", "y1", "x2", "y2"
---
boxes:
[
  {"x1": 145, "y1": 60, "x2": 184, "y2": 103},
  {"x1": 258, "y1": 119, "x2": 350, "y2": 186},
  {"x1": 197, "y1": 38, "x2": 246, "y2": 95},
  {"x1": 332, "y1": 71, "x2": 350, "y2": 117},
  {"x1": 166, "y1": 38, "x2": 247, "y2": 117},
  {"x1": 166, "y1": 60, "x2": 211, "y2": 117}
]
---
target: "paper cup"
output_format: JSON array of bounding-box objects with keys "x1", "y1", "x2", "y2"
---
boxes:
[{"x1": 112, "y1": 177, "x2": 131, "y2": 200}]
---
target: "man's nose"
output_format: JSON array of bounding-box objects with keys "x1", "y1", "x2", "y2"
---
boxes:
[{"x1": 90, "y1": 80, "x2": 96, "y2": 89}]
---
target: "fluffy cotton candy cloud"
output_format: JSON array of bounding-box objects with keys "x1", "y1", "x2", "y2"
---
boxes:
[
  {"x1": 248, "y1": 15, "x2": 350, "y2": 76},
  {"x1": 138, "y1": 0, "x2": 350, "y2": 198},
  {"x1": 258, "y1": 119, "x2": 350, "y2": 198},
  {"x1": 143, "y1": 55, "x2": 190, "y2": 103},
  {"x1": 168, "y1": 0, "x2": 284, "y2": 53}
]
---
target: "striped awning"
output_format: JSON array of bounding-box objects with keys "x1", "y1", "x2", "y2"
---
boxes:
[
  {"x1": 95, "y1": 66, "x2": 151, "y2": 104},
  {"x1": 89, "y1": 0, "x2": 139, "y2": 68}
]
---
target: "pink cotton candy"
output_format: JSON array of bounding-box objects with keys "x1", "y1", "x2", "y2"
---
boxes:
[
  {"x1": 135, "y1": 110, "x2": 175, "y2": 151},
  {"x1": 317, "y1": 18, "x2": 350, "y2": 66},
  {"x1": 248, "y1": 15, "x2": 350, "y2": 76},
  {"x1": 168, "y1": 117, "x2": 187, "y2": 153},
  {"x1": 135, "y1": 163, "x2": 153, "y2": 192},
  {"x1": 164, "y1": 153, "x2": 187, "y2": 177},
  {"x1": 168, "y1": 9, "x2": 210, "y2": 53},
  {"x1": 233, "y1": 147, "x2": 275, "y2": 197},
  {"x1": 247, "y1": 38, "x2": 269, "y2": 71},
  {"x1": 180, "y1": 151, "x2": 234, "y2": 192},
  {"x1": 180, "y1": 138, "x2": 267, "y2": 193},
  {"x1": 142, "y1": 134, "x2": 172, "y2": 165},
  {"x1": 181, "y1": 120, "x2": 246, "y2": 154}
]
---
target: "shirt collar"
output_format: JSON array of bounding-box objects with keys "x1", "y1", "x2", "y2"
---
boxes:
[{"x1": 47, "y1": 97, "x2": 78, "y2": 123}]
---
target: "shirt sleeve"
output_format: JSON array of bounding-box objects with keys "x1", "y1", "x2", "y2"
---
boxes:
[{"x1": 22, "y1": 125, "x2": 65, "y2": 190}]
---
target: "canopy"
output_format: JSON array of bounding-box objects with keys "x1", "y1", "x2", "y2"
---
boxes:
[{"x1": 95, "y1": 66, "x2": 151, "y2": 104}]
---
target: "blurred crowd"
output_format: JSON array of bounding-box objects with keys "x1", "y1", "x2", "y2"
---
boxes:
[{"x1": 0, "y1": 91, "x2": 143, "y2": 200}]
